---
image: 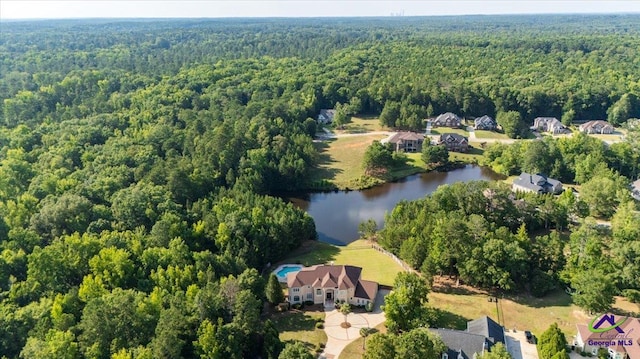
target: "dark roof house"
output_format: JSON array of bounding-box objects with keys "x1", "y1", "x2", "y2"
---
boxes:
[
  {"x1": 531, "y1": 117, "x2": 569, "y2": 134},
  {"x1": 317, "y1": 109, "x2": 335, "y2": 124},
  {"x1": 512, "y1": 172, "x2": 563, "y2": 194},
  {"x1": 433, "y1": 112, "x2": 462, "y2": 128},
  {"x1": 431, "y1": 316, "x2": 506, "y2": 359},
  {"x1": 438, "y1": 133, "x2": 469, "y2": 152},
  {"x1": 474, "y1": 115, "x2": 497, "y2": 131},
  {"x1": 386, "y1": 131, "x2": 425, "y2": 153}
]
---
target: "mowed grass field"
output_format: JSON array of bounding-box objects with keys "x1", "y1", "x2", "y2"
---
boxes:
[
  {"x1": 310, "y1": 134, "x2": 388, "y2": 189},
  {"x1": 428, "y1": 280, "x2": 640, "y2": 338},
  {"x1": 270, "y1": 307, "x2": 327, "y2": 352},
  {"x1": 474, "y1": 130, "x2": 510, "y2": 139},
  {"x1": 278, "y1": 239, "x2": 405, "y2": 287},
  {"x1": 335, "y1": 116, "x2": 389, "y2": 133}
]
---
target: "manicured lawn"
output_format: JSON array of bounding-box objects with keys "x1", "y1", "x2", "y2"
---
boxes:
[
  {"x1": 339, "y1": 322, "x2": 387, "y2": 359},
  {"x1": 309, "y1": 134, "x2": 389, "y2": 189},
  {"x1": 336, "y1": 116, "x2": 389, "y2": 134},
  {"x1": 430, "y1": 128, "x2": 470, "y2": 136},
  {"x1": 279, "y1": 240, "x2": 405, "y2": 287},
  {"x1": 448, "y1": 145, "x2": 484, "y2": 163},
  {"x1": 474, "y1": 130, "x2": 510, "y2": 139},
  {"x1": 270, "y1": 307, "x2": 327, "y2": 351},
  {"x1": 587, "y1": 130, "x2": 626, "y2": 142}
]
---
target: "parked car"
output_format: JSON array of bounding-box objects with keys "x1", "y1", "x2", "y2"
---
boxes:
[{"x1": 525, "y1": 330, "x2": 535, "y2": 344}]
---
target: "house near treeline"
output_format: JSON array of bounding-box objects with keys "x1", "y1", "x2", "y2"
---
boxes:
[
  {"x1": 531, "y1": 117, "x2": 570, "y2": 134},
  {"x1": 438, "y1": 133, "x2": 469, "y2": 152},
  {"x1": 512, "y1": 172, "x2": 563, "y2": 194},
  {"x1": 286, "y1": 264, "x2": 378, "y2": 308},
  {"x1": 579, "y1": 120, "x2": 615, "y2": 134},
  {"x1": 317, "y1": 109, "x2": 335, "y2": 124},
  {"x1": 432, "y1": 112, "x2": 463, "y2": 127},
  {"x1": 574, "y1": 314, "x2": 640, "y2": 359},
  {"x1": 430, "y1": 316, "x2": 506, "y2": 359},
  {"x1": 474, "y1": 115, "x2": 497, "y2": 131},
  {"x1": 385, "y1": 131, "x2": 425, "y2": 153}
]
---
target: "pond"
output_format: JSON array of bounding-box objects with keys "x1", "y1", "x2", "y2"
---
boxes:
[{"x1": 289, "y1": 165, "x2": 503, "y2": 245}]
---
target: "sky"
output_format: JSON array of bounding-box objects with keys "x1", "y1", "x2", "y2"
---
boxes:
[{"x1": 1, "y1": 0, "x2": 640, "y2": 20}]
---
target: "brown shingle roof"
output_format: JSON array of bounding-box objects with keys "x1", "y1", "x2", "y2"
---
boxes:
[
  {"x1": 354, "y1": 279, "x2": 378, "y2": 300},
  {"x1": 387, "y1": 131, "x2": 425, "y2": 144},
  {"x1": 286, "y1": 265, "x2": 362, "y2": 289},
  {"x1": 577, "y1": 316, "x2": 640, "y2": 359}
]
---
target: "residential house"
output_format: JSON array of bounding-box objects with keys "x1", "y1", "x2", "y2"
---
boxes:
[
  {"x1": 317, "y1": 109, "x2": 335, "y2": 124},
  {"x1": 632, "y1": 179, "x2": 640, "y2": 201},
  {"x1": 575, "y1": 314, "x2": 640, "y2": 359},
  {"x1": 474, "y1": 115, "x2": 497, "y2": 131},
  {"x1": 286, "y1": 264, "x2": 378, "y2": 307},
  {"x1": 433, "y1": 112, "x2": 462, "y2": 128},
  {"x1": 579, "y1": 120, "x2": 615, "y2": 134},
  {"x1": 438, "y1": 133, "x2": 469, "y2": 152},
  {"x1": 431, "y1": 316, "x2": 506, "y2": 359},
  {"x1": 512, "y1": 172, "x2": 563, "y2": 194},
  {"x1": 531, "y1": 117, "x2": 569, "y2": 134},
  {"x1": 386, "y1": 131, "x2": 425, "y2": 153}
]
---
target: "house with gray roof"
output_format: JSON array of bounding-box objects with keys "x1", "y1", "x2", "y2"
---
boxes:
[
  {"x1": 512, "y1": 172, "x2": 563, "y2": 194},
  {"x1": 386, "y1": 131, "x2": 425, "y2": 153},
  {"x1": 433, "y1": 112, "x2": 462, "y2": 128},
  {"x1": 430, "y1": 316, "x2": 506, "y2": 359},
  {"x1": 474, "y1": 115, "x2": 497, "y2": 131},
  {"x1": 531, "y1": 117, "x2": 569, "y2": 134},
  {"x1": 579, "y1": 120, "x2": 614, "y2": 134},
  {"x1": 286, "y1": 264, "x2": 378, "y2": 307},
  {"x1": 438, "y1": 133, "x2": 469, "y2": 152},
  {"x1": 317, "y1": 109, "x2": 335, "y2": 124}
]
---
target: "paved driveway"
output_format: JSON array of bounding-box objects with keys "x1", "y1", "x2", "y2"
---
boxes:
[
  {"x1": 506, "y1": 330, "x2": 539, "y2": 359},
  {"x1": 320, "y1": 289, "x2": 388, "y2": 359}
]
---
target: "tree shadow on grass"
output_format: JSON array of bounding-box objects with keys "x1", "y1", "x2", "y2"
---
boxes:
[
  {"x1": 434, "y1": 308, "x2": 470, "y2": 330},
  {"x1": 309, "y1": 140, "x2": 341, "y2": 186},
  {"x1": 503, "y1": 288, "x2": 573, "y2": 308}
]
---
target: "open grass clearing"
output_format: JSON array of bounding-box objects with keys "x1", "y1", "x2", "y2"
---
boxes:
[
  {"x1": 474, "y1": 130, "x2": 510, "y2": 139},
  {"x1": 270, "y1": 307, "x2": 327, "y2": 351},
  {"x1": 430, "y1": 128, "x2": 470, "y2": 137},
  {"x1": 335, "y1": 115, "x2": 389, "y2": 134},
  {"x1": 448, "y1": 145, "x2": 484, "y2": 163},
  {"x1": 429, "y1": 277, "x2": 639, "y2": 338},
  {"x1": 277, "y1": 240, "x2": 405, "y2": 288},
  {"x1": 309, "y1": 134, "x2": 388, "y2": 189}
]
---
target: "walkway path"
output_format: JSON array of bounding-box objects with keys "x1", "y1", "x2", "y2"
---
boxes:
[{"x1": 319, "y1": 290, "x2": 389, "y2": 359}]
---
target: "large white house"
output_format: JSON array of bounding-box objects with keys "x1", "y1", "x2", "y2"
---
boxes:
[{"x1": 286, "y1": 264, "x2": 378, "y2": 307}]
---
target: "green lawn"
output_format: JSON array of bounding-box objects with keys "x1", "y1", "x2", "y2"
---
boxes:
[
  {"x1": 430, "y1": 128, "x2": 470, "y2": 136},
  {"x1": 309, "y1": 134, "x2": 388, "y2": 189},
  {"x1": 279, "y1": 240, "x2": 404, "y2": 287},
  {"x1": 336, "y1": 116, "x2": 389, "y2": 134},
  {"x1": 271, "y1": 308, "x2": 327, "y2": 352},
  {"x1": 474, "y1": 130, "x2": 510, "y2": 139},
  {"x1": 429, "y1": 280, "x2": 640, "y2": 338},
  {"x1": 339, "y1": 323, "x2": 387, "y2": 359},
  {"x1": 448, "y1": 145, "x2": 484, "y2": 163}
]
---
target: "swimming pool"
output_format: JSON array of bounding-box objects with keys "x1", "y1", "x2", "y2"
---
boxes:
[{"x1": 273, "y1": 264, "x2": 304, "y2": 282}]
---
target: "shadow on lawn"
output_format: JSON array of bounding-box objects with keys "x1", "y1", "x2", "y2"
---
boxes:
[
  {"x1": 501, "y1": 288, "x2": 573, "y2": 308},
  {"x1": 434, "y1": 308, "x2": 470, "y2": 330},
  {"x1": 309, "y1": 140, "x2": 342, "y2": 184}
]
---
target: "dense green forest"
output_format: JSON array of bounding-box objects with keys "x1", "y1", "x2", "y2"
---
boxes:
[{"x1": 1, "y1": 15, "x2": 640, "y2": 358}]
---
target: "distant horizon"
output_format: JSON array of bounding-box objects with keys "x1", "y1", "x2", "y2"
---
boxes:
[{"x1": 2, "y1": 1, "x2": 640, "y2": 20}]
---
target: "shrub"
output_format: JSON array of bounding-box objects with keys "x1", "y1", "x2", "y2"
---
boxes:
[
  {"x1": 622, "y1": 289, "x2": 640, "y2": 303},
  {"x1": 365, "y1": 302, "x2": 374, "y2": 312},
  {"x1": 304, "y1": 300, "x2": 314, "y2": 306},
  {"x1": 315, "y1": 322, "x2": 324, "y2": 329},
  {"x1": 292, "y1": 303, "x2": 303, "y2": 310}
]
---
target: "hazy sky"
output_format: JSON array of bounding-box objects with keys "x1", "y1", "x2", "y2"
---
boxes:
[{"x1": 2, "y1": 0, "x2": 640, "y2": 20}]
